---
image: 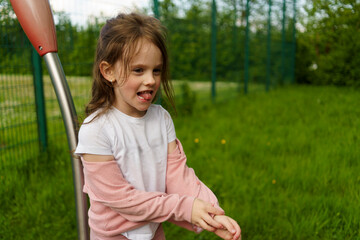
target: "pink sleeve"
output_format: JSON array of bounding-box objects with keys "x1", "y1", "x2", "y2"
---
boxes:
[
  {"x1": 82, "y1": 159, "x2": 195, "y2": 224},
  {"x1": 166, "y1": 139, "x2": 223, "y2": 232}
]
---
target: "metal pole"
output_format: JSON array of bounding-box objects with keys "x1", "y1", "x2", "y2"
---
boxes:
[
  {"x1": 153, "y1": 0, "x2": 162, "y2": 105},
  {"x1": 233, "y1": 0, "x2": 239, "y2": 87},
  {"x1": 43, "y1": 52, "x2": 89, "y2": 240},
  {"x1": 153, "y1": 0, "x2": 159, "y2": 19},
  {"x1": 244, "y1": 0, "x2": 250, "y2": 94},
  {"x1": 9, "y1": 0, "x2": 89, "y2": 238},
  {"x1": 211, "y1": 0, "x2": 217, "y2": 102},
  {"x1": 266, "y1": 0, "x2": 272, "y2": 92},
  {"x1": 233, "y1": 0, "x2": 238, "y2": 50},
  {"x1": 291, "y1": 0, "x2": 297, "y2": 84},
  {"x1": 281, "y1": 0, "x2": 286, "y2": 84}
]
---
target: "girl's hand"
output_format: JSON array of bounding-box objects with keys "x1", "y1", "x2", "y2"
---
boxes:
[
  {"x1": 191, "y1": 198, "x2": 225, "y2": 232},
  {"x1": 213, "y1": 229, "x2": 235, "y2": 240},
  {"x1": 213, "y1": 215, "x2": 241, "y2": 240}
]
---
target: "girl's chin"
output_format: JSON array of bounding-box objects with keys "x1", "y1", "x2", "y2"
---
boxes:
[{"x1": 134, "y1": 104, "x2": 152, "y2": 115}]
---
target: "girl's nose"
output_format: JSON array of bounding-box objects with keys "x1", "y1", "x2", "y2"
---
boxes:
[{"x1": 143, "y1": 73, "x2": 156, "y2": 86}]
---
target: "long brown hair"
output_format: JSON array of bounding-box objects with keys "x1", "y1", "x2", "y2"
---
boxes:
[{"x1": 85, "y1": 13, "x2": 175, "y2": 118}]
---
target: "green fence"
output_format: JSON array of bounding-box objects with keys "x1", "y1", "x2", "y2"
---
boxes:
[{"x1": 0, "y1": 0, "x2": 296, "y2": 168}]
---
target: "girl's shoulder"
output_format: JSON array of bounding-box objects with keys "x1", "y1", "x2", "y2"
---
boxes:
[
  {"x1": 79, "y1": 109, "x2": 112, "y2": 133},
  {"x1": 76, "y1": 110, "x2": 114, "y2": 155},
  {"x1": 77, "y1": 109, "x2": 115, "y2": 146},
  {"x1": 148, "y1": 104, "x2": 174, "y2": 128},
  {"x1": 82, "y1": 109, "x2": 104, "y2": 123},
  {"x1": 149, "y1": 104, "x2": 171, "y2": 116}
]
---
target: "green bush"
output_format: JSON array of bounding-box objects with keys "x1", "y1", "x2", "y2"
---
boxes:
[
  {"x1": 296, "y1": 1, "x2": 360, "y2": 87},
  {"x1": 177, "y1": 82, "x2": 197, "y2": 116}
]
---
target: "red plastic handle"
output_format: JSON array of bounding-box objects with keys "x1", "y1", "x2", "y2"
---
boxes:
[{"x1": 10, "y1": 0, "x2": 57, "y2": 56}]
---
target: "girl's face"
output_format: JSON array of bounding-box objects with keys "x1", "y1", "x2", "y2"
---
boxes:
[{"x1": 102, "y1": 40, "x2": 162, "y2": 118}]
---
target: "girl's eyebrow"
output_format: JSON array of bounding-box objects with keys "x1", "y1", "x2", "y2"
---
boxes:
[{"x1": 130, "y1": 63, "x2": 163, "y2": 68}]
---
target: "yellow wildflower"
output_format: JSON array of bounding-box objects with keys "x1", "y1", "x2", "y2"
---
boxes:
[
  {"x1": 272, "y1": 179, "x2": 276, "y2": 184},
  {"x1": 194, "y1": 138, "x2": 199, "y2": 143},
  {"x1": 221, "y1": 139, "x2": 226, "y2": 144}
]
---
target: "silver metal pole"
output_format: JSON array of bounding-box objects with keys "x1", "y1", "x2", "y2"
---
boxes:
[{"x1": 43, "y1": 52, "x2": 89, "y2": 240}]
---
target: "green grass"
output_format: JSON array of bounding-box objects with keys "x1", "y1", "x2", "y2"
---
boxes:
[
  {"x1": 168, "y1": 85, "x2": 360, "y2": 240},
  {"x1": 1, "y1": 84, "x2": 360, "y2": 239}
]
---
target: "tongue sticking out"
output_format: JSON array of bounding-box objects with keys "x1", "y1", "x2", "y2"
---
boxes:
[{"x1": 138, "y1": 91, "x2": 152, "y2": 101}]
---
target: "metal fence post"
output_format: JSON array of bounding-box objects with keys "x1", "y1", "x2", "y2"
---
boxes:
[
  {"x1": 244, "y1": 0, "x2": 250, "y2": 94},
  {"x1": 281, "y1": 0, "x2": 286, "y2": 84},
  {"x1": 211, "y1": 0, "x2": 217, "y2": 102},
  {"x1": 153, "y1": 0, "x2": 162, "y2": 105},
  {"x1": 291, "y1": 0, "x2": 297, "y2": 84},
  {"x1": 31, "y1": 47, "x2": 47, "y2": 151},
  {"x1": 153, "y1": 0, "x2": 159, "y2": 19},
  {"x1": 233, "y1": 0, "x2": 238, "y2": 86},
  {"x1": 266, "y1": 0, "x2": 272, "y2": 92}
]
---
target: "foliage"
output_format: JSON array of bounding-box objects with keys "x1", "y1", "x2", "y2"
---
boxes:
[
  {"x1": 0, "y1": 0, "x2": 102, "y2": 76},
  {"x1": 56, "y1": 14, "x2": 102, "y2": 76},
  {"x1": 4, "y1": 0, "x2": 359, "y2": 86},
  {"x1": 0, "y1": 0, "x2": 32, "y2": 74},
  {"x1": 177, "y1": 81, "x2": 197, "y2": 115},
  {"x1": 296, "y1": 0, "x2": 360, "y2": 86},
  {"x1": 1, "y1": 0, "x2": 294, "y2": 86}
]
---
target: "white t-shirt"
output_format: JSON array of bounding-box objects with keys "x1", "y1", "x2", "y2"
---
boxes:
[{"x1": 75, "y1": 104, "x2": 176, "y2": 240}]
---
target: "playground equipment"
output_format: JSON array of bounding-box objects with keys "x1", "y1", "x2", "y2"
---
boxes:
[{"x1": 10, "y1": 0, "x2": 89, "y2": 239}]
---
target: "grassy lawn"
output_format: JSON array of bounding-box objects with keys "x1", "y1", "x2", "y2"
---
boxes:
[
  {"x1": 167, "y1": 85, "x2": 360, "y2": 239},
  {"x1": 1, "y1": 84, "x2": 359, "y2": 239}
]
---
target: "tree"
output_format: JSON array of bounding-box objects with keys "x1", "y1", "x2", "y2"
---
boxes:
[
  {"x1": 298, "y1": 0, "x2": 360, "y2": 86},
  {"x1": 0, "y1": 0, "x2": 31, "y2": 74}
]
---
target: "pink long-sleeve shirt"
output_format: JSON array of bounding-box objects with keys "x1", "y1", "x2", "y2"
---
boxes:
[{"x1": 82, "y1": 139, "x2": 221, "y2": 239}]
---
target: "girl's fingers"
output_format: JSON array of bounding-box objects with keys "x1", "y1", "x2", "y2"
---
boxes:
[
  {"x1": 198, "y1": 219, "x2": 216, "y2": 232},
  {"x1": 203, "y1": 214, "x2": 223, "y2": 229},
  {"x1": 220, "y1": 217, "x2": 236, "y2": 234},
  {"x1": 229, "y1": 218, "x2": 241, "y2": 240},
  {"x1": 206, "y1": 204, "x2": 225, "y2": 216},
  {"x1": 214, "y1": 229, "x2": 233, "y2": 240}
]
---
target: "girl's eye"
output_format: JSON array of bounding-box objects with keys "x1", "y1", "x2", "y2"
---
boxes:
[
  {"x1": 153, "y1": 69, "x2": 162, "y2": 75},
  {"x1": 133, "y1": 68, "x2": 143, "y2": 73}
]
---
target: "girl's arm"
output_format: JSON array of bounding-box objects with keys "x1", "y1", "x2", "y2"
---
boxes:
[
  {"x1": 82, "y1": 157, "x2": 223, "y2": 230},
  {"x1": 166, "y1": 139, "x2": 222, "y2": 209},
  {"x1": 166, "y1": 139, "x2": 241, "y2": 240},
  {"x1": 166, "y1": 139, "x2": 222, "y2": 231}
]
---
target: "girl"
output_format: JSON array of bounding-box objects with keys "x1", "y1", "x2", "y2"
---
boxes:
[{"x1": 75, "y1": 13, "x2": 241, "y2": 240}]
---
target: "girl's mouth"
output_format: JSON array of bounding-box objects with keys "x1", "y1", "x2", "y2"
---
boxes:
[{"x1": 137, "y1": 90, "x2": 153, "y2": 101}]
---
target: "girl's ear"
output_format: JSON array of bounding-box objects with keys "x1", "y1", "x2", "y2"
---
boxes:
[{"x1": 99, "y1": 61, "x2": 115, "y2": 82}]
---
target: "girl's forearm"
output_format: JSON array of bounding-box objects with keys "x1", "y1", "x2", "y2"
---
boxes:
[
  {"x1": 166, "y1": 139, "x2": 222, "y2": 209},
  {"x1": 82, "y1": 159, "x2": 194, "y2": 223},
  {"x1": 166, "y1": 139, "x2": 224, "y2": 232}
]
